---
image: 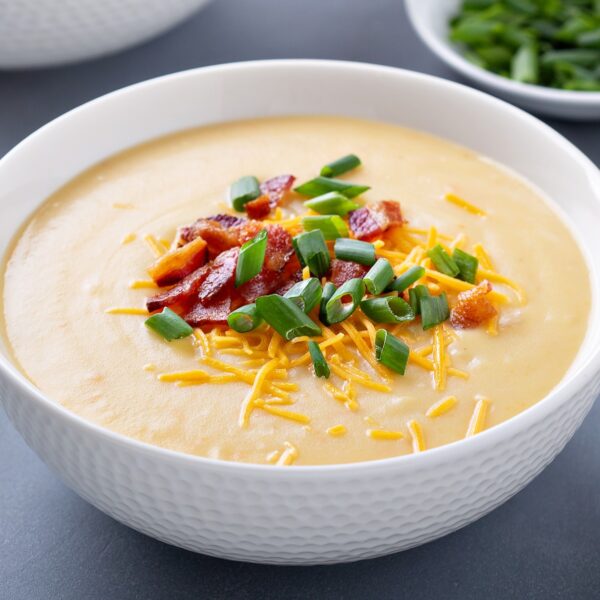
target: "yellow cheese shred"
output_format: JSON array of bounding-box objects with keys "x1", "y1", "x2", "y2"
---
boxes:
[
  {"x1": 193, "y1": 328, "x2": 211, "y2": 357},
  {"x1": 477, "y1": 268, "x2": 527, "y2": 304},
  {"x1": 105, "y1": 307, "x2": 148, "y2": 315},
  {"x1": 326, "y1": 424, "x2": 347, "y2": 437},
  {"x1": 329, "y1": 361, "x2": 392, "y2": 393},
  {"x1": 466, "y1": 397, "x2": 490, "y2": 437},
  {"x1": 128, "y1": 279, "x2": 158, "y2": 290},
  {"x1": 302, "y1": 266, "x2": 310, "y2": 280},
  {"x1": 407, "y1": 419, "x2": 426, "y2": 452},
  {"x1": 121, "y1": 232, "x2": 137, "y2": 245},
  {"x1": 432, "y1": 325, "x2": 447, "y2": 392},
  {"x1": 340, "y1": 321, "x2": 389, "y2": 380},
  {"x1": 426, "y1": 395, "x2": 458, "y2": 418},
  {"x1": 424, "y1": 269, "x2": 509, "y2": 304},
  {"x1": 253, "y1": 400, "x2": 310, "y2": 424},
  {"x1": 238, "y1": 358, "x2": 280, "y2": 428},
  {"x1": 323, "y1": 381, "x2": 359, "y2": 412},
  {"x1": 276, "y1": 441, "x2": 299, "y2": 466},
  {"x1": 444, "y1": 192, "x2": 487, "y2": 216},
  {"x1": 143, "y1": 234, "x2": 166, "y2": 257},
  {"x1": 367, "y1": 429, "x2": 404, "y2": 441},
  {"x1": 472, "y1": 243, "x2": 494, "y2": 270}
]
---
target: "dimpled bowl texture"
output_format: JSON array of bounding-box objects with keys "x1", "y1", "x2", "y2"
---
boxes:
[
  {"x1": 405, "y1": 0, "x2": 600, "y2": 120},
  {"x1": 0, "y1": 0, "x2": 212, "y2": 69},
  {"x1": 1, "y1": 61, "x2": 600, "y2": 565}
]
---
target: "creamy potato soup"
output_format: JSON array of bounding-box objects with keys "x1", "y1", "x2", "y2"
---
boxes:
[{"x1": 1, "y1": 117, "x2": 590, "y2": 465}]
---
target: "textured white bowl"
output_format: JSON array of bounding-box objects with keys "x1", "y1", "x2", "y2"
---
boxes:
[
  {"x1": 405, "y1": 0, "x2": 600, "y2": 120},
  {"x1": 0, "y1": 0, "x2": 212, "y2": 69},
  {"x1": 1, "y1": 60, "x2": 600, "y2": 565}
]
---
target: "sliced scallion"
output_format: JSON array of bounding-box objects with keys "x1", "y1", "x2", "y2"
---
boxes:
[
  {"x1": 284, "y1": 278, "x2": 323, "y2": 313},
  {"x1": 420, "y1": 292, "x2": 450, "y2": 330},
  {"x1": 325, "y1": 278, "x2": 365, "y2": 324},
  {"x1": 363, "y1": 258, "x2": 394, "y2": 295},
  {"x1": 427, "y1": 244, "x2": 460, "y2": 277},
  {"x1": 292, "y1": 230, "x2": 330, "y2": 278},
  {"x1": 334, "y1": 238, "x2": 376, "y2": 266},
  {"x1": 302, "y1": 215, "x2": 348, "y2": 240},
  {"x1": 145, "y1": 307, "x2": 193, "y2": 341},
  {"x1": 360, "y1": 296, "x2": 415, "y2": 324},
  {"x1": 227, "y1": 304, "x2": 263, "y2": 333},
  {"x1": 452, "y1": 248, "x2": 478, "y2": 284},
  {"x1": 408, "y1": 284, "x2": 430, "y2": 316},
  {"x1": 304, "y1": 192, "x2": 359, "y2": 216},
  {"x1": 294, "y1": 176, "x2": 370, "y2": 199},
  {"x1": 235, "y1": 229, "x2": 268, "y2": 287},
  {"x1": 255, "y1": 295, "x2": 321, "y2": 340},
  {"x1": 229, "y1": 175, "x2": 261, "y2": 212},
  {"x1": 320, "y1": 154, "x2": 361, "y2": 178},
  {"x1": 388, "y1": 265, "x2": 425, "y2": 292},
  {"x1": 374, "y1": 329, "x2": 409, "y2": 375},
  {"x1": 320, "y1": 281, "x2": 337, "y2": 325},
  {"x1": 308, "y1": 341, "x2": 330, "y2": 378}
]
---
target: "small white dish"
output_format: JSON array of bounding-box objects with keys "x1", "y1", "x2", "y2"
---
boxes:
[{"x1": 405, "y1": 0, "x2": 600, "y2": 120}]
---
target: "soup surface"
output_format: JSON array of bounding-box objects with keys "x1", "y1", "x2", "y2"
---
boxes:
[{"x1": 0, "y1": 116, "x2": 590, "y2": 465}]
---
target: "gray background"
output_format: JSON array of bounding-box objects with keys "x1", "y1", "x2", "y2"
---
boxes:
[{"x1": 1, "y1": 1, "x2": 599, "y2": 598}]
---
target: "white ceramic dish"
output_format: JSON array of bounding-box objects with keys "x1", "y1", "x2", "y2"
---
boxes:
[
  {"x1": 0, "y1": 0, "x2": 212, "y2": 69},
  {"x1": 1, "y1": 60, "x2": 600, "y2": 565},
  {"x1": 405, "y1": 0, "x2": 600, "y2": 121}
]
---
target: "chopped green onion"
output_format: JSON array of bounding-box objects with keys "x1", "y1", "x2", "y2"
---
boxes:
[
  {"x1": 360, "y1": 296, "x2": 415, "y2": 324},
  {"x1": 420, "y1": 293, "x2": 450, "y2": 330},
  {"x1": 320, "y1": 154, "x2": 361, "y2": 178},
  {"x1": 427, "y1": 244, "x2": 460, "y2": 277},
  {"x1": 388, "y1": 265, "x2": 425, "y2": 293},
  {"x1": 294, "y1": 176, "x2": 370, "y2": 199},
  {"x1": 229, "y1": 175, "x2": 261, "y2": 212},
  {"x1": 304, "y1": 192, "x2": 359, "y2": 216},
  {"x1": 227, "y1": 304, "x2": 263, "y2": 333},
  {"x1": 452, "y1": 248, "x2": 478, "y2": 284},
  {"x1": 325, "y1": 278, "x2": 365, "y2": 324},
  {"x1": 284, "y1": 278, "x2": 323, "y2": 313},
  {"x1": 308, "y1": 341, "x2": 330, "y2": 378},
  {"x1": 541, "y1": 49, "x2": 600, "y2": 68},
  {"x1": 255, "y1": 295, "x2": 321, "y2": 340},
  {"x1": 374, "y1": 329, "x2": 409, "y2": 375},
  {"x1": 302, "y1": 215, "x2": 349, "y2": 240},
  {"x1": 235, "y1": 229, "x2": 268, "y2": 287},
  {"x1": 145, "y1": 307, "x2": 193, "y2": 341},
  {"x1": 320, "y1": 281, "x2": 337, "y2": 325},
  {"x1": 511, "y1": 44, "x2": 539, "y2": 84},
  {"x1": 363, "y1": 258, "x2": 394, "y2": 295},
  {"x1": 334, "y1": 238, "x2": 376, "y2": 266},
  {"x1": 408, "y1": 284, "x2": 430, "y2": 316},
  {"x1": 292, "y1": 230, "x2": 330, "y2": 277}
]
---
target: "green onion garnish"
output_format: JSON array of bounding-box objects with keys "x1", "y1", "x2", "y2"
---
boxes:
[
  {"x1": 292, "y1": 230, "x2": 330, "y2": 278},
  {"x1": 452, "y1": 248, "x2": 478, "y2": 284},
  {"x1": 308, "y1": 341, "x2": 330, "y2": 378},
  {"x1": 388, "y1": 265, "x2": 425, "y2": 292},
  {"x1": 427, "y1": 244, "x2": 460, "y2": 277},
  {"x1": 284, "y1": 278, "x2": 323, "y2": 313},
  {"x1": 325, "y1": 278, "x2": 365, "y2": 324},
  {"x1": 255, "y1": 295, "x2": 321, "y2": 340},
  {"x1": 360, "y1": 296, "x2": 415, "y2": 324},
  {"x1": 374, "y1": 329, "x2": 409, "y2": 375},
  {"x1": 229, "y1": 175, "x2": 261, "y2": 212},
  {"x1": 320, "y1": 281, "x2": 337, "y2": 325},
  {"x1": 320, "y1": 154, "x2": 361, "y2": 178},
  {"x1": 227, "y1": 304, "x2": 263, "y2": 333},
  {"x1": 304, "y1": 192, "x2": 359, "y2": 216},
  {"x1": 235, "y1": 229, "x2": 268, "y2": 287},
  {"x1": 408, "y1": 284, "x2": 430, "y2": 316},
  {"x1": 294, "y1": 176, "x2": 370, "y2": 199},
  {"x1": 363, "y1": 258, "x2": 394, "y2": 295},
  {"x1": 145, "y1": 307, "x2": 193, "y2": 341},
  {"x1": 420, "y1": 292, "x2": 450, "y2": 330},
  {"x1": 302, "y1": 215, "x2": 349, "y2": 240},
  {"x1": 334, "y1": 238, "x2": 376, "y2": 266}
]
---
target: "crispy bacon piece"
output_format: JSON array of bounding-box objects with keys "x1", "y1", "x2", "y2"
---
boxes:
[
  {"x1": 330, "y1": 259, "x2": 369, "y2": 287},
  {"x1": 245, "y1": 195, "x2": 271, "y2": 219},
  {"x1": 260, "y1": 174, "x2": 295, "y2": 208},
  {"x1": 147, "y1": 236, "x2": 207, "y2": 286},
  {"x1": 207, "y1": 214, "x2": 247, "y2": 228},
  {"x1": 178, "y1": 218, "x2": 241, "y2": 255},
  {"x1": 197, "y1": 247, "x2": 239, "y2": 303},
  {"x1": 348, "y1": 200, "x2": 404, "y2": 241},
  {"x1": 185, "y1": 295, "x2": 232, "y2": 327},
  {"x1": 450, "y1": 280, "x2": 497, "y2": 329},
  {"x1": 146, "y1": 263, "x2": 211, "y2": 313}
]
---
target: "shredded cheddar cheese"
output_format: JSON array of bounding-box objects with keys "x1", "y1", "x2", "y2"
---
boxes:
[
  {"x1": 238, "y1": 358, "x2": 280, "y2": 427},
  {"x1": 128, "y1": 279, "x2": 158, "y2": 289},
  {"x1": 407, "y1": 419, "x2": 426, "y2": 452},
  {"x1": 276, "y1": 442, "x2": 299, "y2": 466},
  {"x1": 254, "y1": 400, "x2": 310, "y2": 424},
  {"x1": 367, "y1": 429, "x2": 403, "y2": 441},
  {"x1": 121, "y1": 232, "x2": 137, "y2": 244},
  {"x1": 426, "y1": 395, "x2": 458, "y2": 418},
  {"x1": 466, "y1": 397, "x2": 489, "y2": 437},
  {"x1": 143, "y1": 234, "x2": 166, "y2": 257},
  {"x1": 432, "y1": 325, "x2": 447, "y2": 392},
  {"x1": 444, "y1": 192, "x2": 487, "y2": 216},
  {"x1": 104, "y1": 307, "x2": 148, "y2": 315},
  {"x1": 326, "y1": 424, "x2": 347, "y2": 437}
]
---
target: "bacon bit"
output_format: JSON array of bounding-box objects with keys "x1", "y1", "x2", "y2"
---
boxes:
[
  {"x1": 450, "y1": 280, "x2": 497, "y2": 329},
  {"x1": 245, "y1": 195, "x2": 271, "y2": 219},
  {"x1": 274, "y1": 270, "x2": 303, "y2": 295},
  {"x1": 349, "y1": 200, "x2": 404, "y2": 241},
  {"x1": 197, "y1": 247, "x2": 239, "y2": 303},
  {"x1": 185, "y1": 295, "x2": 232, "y2": 327},
  {"x1": 207, "y1": 214, "x2": 247, "y2": 228},
  {"x1": 330, "y1": 259, "x2": 368, "y2": 287},
  {"x1": 260, "y1": 174, "x2": 295, "y2": 208},
  {"x1": 146, "y1": 263, "x2": 210, "y2": 313},
  {"x1": 147, "y1": 236, "x2": 207, "y2": 286},
  {"x1": 178, "y1": 218, "x2": 241, "y2": 256}
]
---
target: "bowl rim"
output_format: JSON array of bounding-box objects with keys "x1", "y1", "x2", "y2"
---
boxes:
[
  {"x1": 1, "y1": 58, "x2": 600, "y2": 474},
  {"x1": 404, "y1": 0, "x2": 600, "y2": 105}
]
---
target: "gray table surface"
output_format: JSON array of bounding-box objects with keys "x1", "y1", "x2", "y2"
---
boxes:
[{"x1": 1, "y1": 1, "x2": 599, "y2": 598}]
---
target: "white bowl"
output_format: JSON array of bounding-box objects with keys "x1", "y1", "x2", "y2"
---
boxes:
[
  {"x1": 0, "y1": 0, "x2": 212, "y2": 69},
  {"x1": 405, "y1": 0, "x2": 600, "y2": 121},
  {"x1": 1, "y1": 60, "x2": 600, "y2": 565}
]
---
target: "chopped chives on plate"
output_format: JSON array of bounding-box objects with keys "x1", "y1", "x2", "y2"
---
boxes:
[
  {"x1": 420, "y1": 292, "x2": 450, "y2": 330},
  {"x1": 374, "y1": 329, "x2": 409, "y2": 375},
  {"x1": 308, "y1": 341, "x2": 330, "y2": 378},
  {"x1": 320, "y1": 281, "x2": 337, "y2": 325},
  {"x1": 284, "y1": 278, "x2": 323, "y2": 313},
  {"x1": 255, "y1": 295, "x2": 321, "y2": 340},
  {"x1": 363, "y1": 258, "x2": 394, "y2": 295},
  {"x1": 292, "y1": 229, "x2": 330, "y2": 278},
  {"x1": 229, "y1": 175, "x2": 261, "y2": 212},
  {"x1": 227, "y1": 303, "x2": 263, "y2": 333},
  {"x1": 325, "y1": 278, "x2": 365, "y2": 324},
  {"x1": 452, "y1": 248, "x2": 478, "y2": 284},
  {"x1": 408, "y1": 284, "x2": 431, "y2": 316},
  {"x1": 303, "y1": 192, "x2": 360, "y2": 216},
  {"x1": 334, "y1": 238, "x2": 376, "y2": 266},
  {"x1": 294, "y1": 176, "x2": 370, "y2": 199},
  {"x1": 302, "y1": 215, "x2": 349, "y2": 240},
  {"x1": 388, "y1": 265, "x2": 425, "y2": 292},
  {"x1": 360, "y1": 296, "x2": 415, "y2": 324},
  {"x1": 145, "y1": 307, "x2": 193, "y2": 341},
  {"x1": 320, "y1": 154, "x2": 361, "y2": 178},
  {"x1": 235, "y1": 229, "x2": 268, "y2": 287},
  {"x1": 427, "y1": 244, "x2": 460, "y2": 277}
]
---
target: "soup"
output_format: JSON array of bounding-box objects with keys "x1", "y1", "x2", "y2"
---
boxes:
[{"x1": 0, "y1": 116, "x2": 590, "y2": 465}]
